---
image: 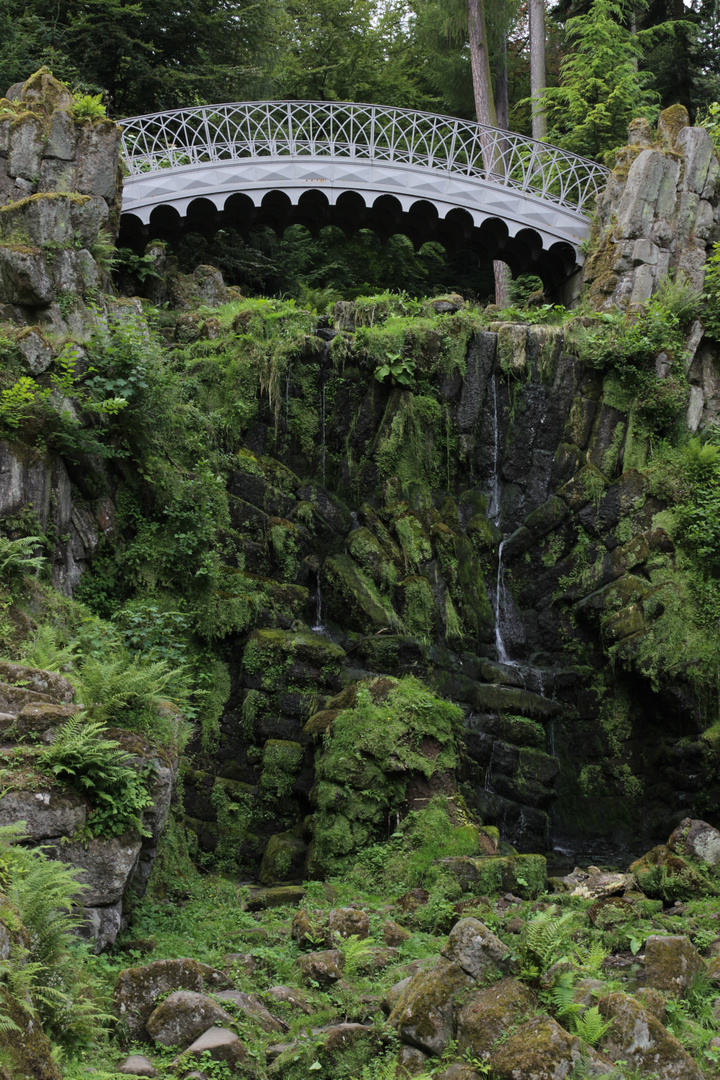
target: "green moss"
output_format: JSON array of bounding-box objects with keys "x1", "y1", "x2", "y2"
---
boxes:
[
  {"x1": 260, "y1": 739, "x2": 304, "y2": 798},
  {"x1": 312, "y1": 678, "x2": 463, "y2": 867},
  {"x1": 397, "y1": 575, "x2": 438, "y2": 642}
]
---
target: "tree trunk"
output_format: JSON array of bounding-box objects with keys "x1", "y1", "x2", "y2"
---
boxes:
[
  {"x1": 495, "y1": 24, "x2": 509, "y2": 130},
  {"x1": 529, "y1": 0, "x2": 547, "y2": 141},
  {"x1": 467, "y1": 0, "x2": 509, "y2": 303}
]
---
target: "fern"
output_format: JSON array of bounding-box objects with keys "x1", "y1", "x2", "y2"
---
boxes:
[
  {"x1": 550, "y1": 971, "x2": 583, "y2": 1020},
  {"x1": 39, "y1": 713, "x2": 154, "y2": 837},
  {"x1": 0, "y1": 534, "x2": 45, "y2": 582},
  {"x1": 20, "y1": 623, "x2": 78, "y2": 673},
  {"x1": 574, "y1": 1005, "x2": 613, "y2": 1046},
  {"x1": 521, "y1": 907, "x2": 575, "y2": 979},
  {"x1": 336, "y1": 933, "x2": 376, "y2": 976},
  {"x1": 575, "y1": 940, "x2": 608, "y2": 976},
  {"x1": 73, "y1": 653, "x2": 175, "y2": 728}
]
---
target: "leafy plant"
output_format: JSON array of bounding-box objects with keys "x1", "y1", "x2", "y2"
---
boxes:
[
  {"x1": 0, "y1": 534, "x2": 45, "y2": 584},
  {"x1": 574, "y1": 1005, "x2": 613, "y2": 1046},
  {"x1": 520, "y1": 907, "x2": 575, "y2": 980},
  {"x1": 374, "y1": 351, "x2": 416, "y2": 386},
  {"x1": 73, "y1": 653, "x2": 176, "y2": 729},
  {"x1": 39, "y1": 714, "x2": 155, "y2": 837},
  {"x1": 70, "y1": 93, "x2": 106, "y2": 121}
]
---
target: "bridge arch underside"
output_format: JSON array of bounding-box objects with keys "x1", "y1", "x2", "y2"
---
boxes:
[{"x1": 119, "y1": 170, "x2": 586, "y2": 289}]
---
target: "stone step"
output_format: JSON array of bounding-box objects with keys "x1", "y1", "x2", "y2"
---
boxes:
[
  {"x1": 0, "y1": 680, "x2": 65, "y2": 718},
  {"x1": 0, "y1": 661, "x2": 75, "y2": 703}
]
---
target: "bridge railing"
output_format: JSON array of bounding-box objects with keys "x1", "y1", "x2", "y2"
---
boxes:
[{"x1": 120, "y1": 101, "x2": 610, "y2": 217}]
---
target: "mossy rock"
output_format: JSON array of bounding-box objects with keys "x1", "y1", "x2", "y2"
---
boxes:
[
  {"x1": 490, "y1": 1015, "x2": 619, "y2": 1079},
  {"x1": 438, "y1": 853, "x2": 547, "y2": 898},
  {"x1": 323, "y1": 553, "x2": 399, "y2": 634},
  {"x1": 630, "y1": 844, "x2": 719, "y2": 901},
  {"x1": 347, "y1": 526, "x2": 397, "y2": 586},
  {"x1": 259, "y1": 832, "x2": 307, "y2": 886},
  {"x1": 0, "y1": 986, "x2": 61, "y2": 1080},
  {"x1": 395, "y1": 575, "x2": 439, "y2": 641},
  {"x1": 112, "y1": 958, "x2": 232, "y2": 1039},
  {"x1": 242, "y1": 629, "x2": 345, "y2": 691},
  {"x1": 456, "y1": 976, "x2": 536, "y2": 1061}
]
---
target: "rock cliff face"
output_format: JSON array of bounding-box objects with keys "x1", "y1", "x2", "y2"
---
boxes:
[{"x1": 1, "y1": 74, "x2": 720, "y2": 889}]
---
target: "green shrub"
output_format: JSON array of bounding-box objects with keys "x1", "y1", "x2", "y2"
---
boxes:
[
  {"x1": 39, "y1": 715, "x2": 154, "y2": 837},
  {"x1": 70, "y1": 93, "x2": 106, "y2": 121}
]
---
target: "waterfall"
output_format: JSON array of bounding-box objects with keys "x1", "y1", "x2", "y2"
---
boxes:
[
  {"x1": 484, "y1": 742, "x2": 497, "y2": 792},
  {"x1": 313, "y1": 570, "x2": 324, "y2": 632},
  {"x1": 490, "y1": 367, "x2": 511, "y2": 663}
]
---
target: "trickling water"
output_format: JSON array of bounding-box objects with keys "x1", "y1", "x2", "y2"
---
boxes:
[
  {"x1": 313, "y1": 570, "x2": 324, "y2": 632},
  {"x1": 320, "y1": 380, "x2": 326, "y2": 486},
  {"x1": 494, "y1": 539, "x2": 510, "y2": 664},
  {"x1": 484, "y1": 742, "x2": 497, "y2": 792}
]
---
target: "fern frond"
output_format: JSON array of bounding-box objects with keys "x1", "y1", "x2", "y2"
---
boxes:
[
  {"x1": 523, "y1": 907, "x2": 575, "y2": 973},
  {"x1": 0, "y1": 534, "x2": 45, "y2": 579},
  {"x1": 574, "y1": 1005, "x2": 613, "y2": 1046}
]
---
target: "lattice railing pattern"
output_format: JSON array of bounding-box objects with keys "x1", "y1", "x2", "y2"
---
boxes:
[{"x1": 120, "y1": 101, "x2": 610, "y2": 217}]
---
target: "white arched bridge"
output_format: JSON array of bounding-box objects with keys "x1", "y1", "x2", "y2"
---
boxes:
[{"x1": 119, "y1": 100, "x2": 610, "y2": 286}]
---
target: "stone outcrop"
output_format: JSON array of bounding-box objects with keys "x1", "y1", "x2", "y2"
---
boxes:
[
  {"x1": 585, "y1": 105, "x2": 720, "y2": 309},
  {"x1": 0, "y1": 660, "x2": 178, "y2": 950}
]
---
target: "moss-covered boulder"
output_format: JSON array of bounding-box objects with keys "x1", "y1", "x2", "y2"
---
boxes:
[
  {"x1": 440, "y1": 917, "x2": 511, "y2": 981},
  {"x1": 296, "y1": 948, "x2": 344, "y2": 986},
  {"x1": 323, "y1": 552, "x2": 399, "y2": 633},
  {"x1": 259, "y1": 831, "x2": 307, "y2": 885},
  {"x1": 667, "y1": 818, "x2": 720, "y2": 865},
  {"x1": 0, "y1": 986, "x2": 61, "y2": 1080},
  {"x1": 490, "y1": 1015, "x2": 619, "y2": 1079},
  {"x1": 145, "y1": 990, "x2": 234, "y2": 1048},
  {"x1": 630, "y1": 843, "x2": 718, "y2": 901},
  {"x1": 112, "y1": 958, "x2": 232, "y2": 1039},
  {"x1": 387, "y1": 958, "x2": 474, "y2": 1056},
  {"x1": 439, "y1": 853, "x2": 547, "y2": 899},
  {"x1": 599, "y1": 991, "x2": 704, "y2": 1078},
  {"x1": 644, "y1": 935, "x2": 704, "y2": 996},
  {"x1": 456, "y1": 976, "x2": 536, "y2": 1061}
]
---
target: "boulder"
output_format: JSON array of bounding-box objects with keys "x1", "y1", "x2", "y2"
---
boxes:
[
  {"x1": 180, "y1": 1027, "x2": 247, "y2": 1073},
  {"x1": 215, "y1": 990, "x2": 286, "y2": 1033},
  {"x1": 43, "y1": 832, "x2": 143, "y2": 906},
  {"x1": 145, "y1": 990, "x2": 234, "y2": 1048},
  {"x1": 397, "y1": 1045, "x2": 430, "y2": 1076},
  {"x1": 490, "y1": 1015, "x2": 620, "y2": 1079},
  {"x1": 0, "y1": 788, "x2": 85, "y2": 839},
  {"x1": 10, "y1": 701, "x2": 81, "y2": 741},
  {"x1": 383, "y1": 975, "x2": 413, "y2": 1015},
  {"x1": 328, "y1": 906, "x2": 370, "y2": 940},
  {"x1": 384, "y1": 919, "x2": 411, "y2": 946},
  {"x1": 112, "y1": 958, "x2": 232, "y2": 1039},
  {"x1": 599, "y1": 991, "x2": 704, "y2": 1078},
  {"x1": 440, "y1": 917, "x2": 511, "y2": 980},
  {"x1": 644, "y1": 935, "x2": 704, "y2": 996},
  {"x1": 667, "y1": 818, "x2": 720, "y2": 866},
  {"x1": 291, "y1": 908, "x2": 327, "y2": 949},
  {"x1": 117, "y1": 1055, "x2": 157, "y2": 1077},
  {"x1": 0, "y1": 661, "x2": 74, "y2": 702},
  {"x1": 387, "y1": 958, "x2": 474, "y2": 1055},
  {"x1": 456, "y1": 977, "x2": 536, "y2": 1061},
  {"x1": 561, "y1": 865, "x2": 634, "y2": 899},
  {"x1": 297, "y1": 948, "x2": 344, "y2": 986},
  {"x1": 264, "y1": 985, "x2": 313, "y2": 1014}
]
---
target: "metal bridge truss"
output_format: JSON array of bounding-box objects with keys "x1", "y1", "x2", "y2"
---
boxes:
[{"x1": 119, "y1": 100, "x2": 610, "y2": 280}]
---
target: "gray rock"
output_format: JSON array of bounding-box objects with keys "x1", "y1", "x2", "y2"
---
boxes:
[
  {"x1": 75, "y1": 121, "x2": 121, "y2": 201},
  {"x1": 12, "y1": 701, "x2": 81, "y2": 741},
  {"x1": 0, "y1": 789, "x2": 85, "y2": 840},
  {"x1": 457, "y1": 333, "x2": 495, "y2": 432},
  {"x1": 15, "y1": 327, "x2": 53, "y2": 373},
  {"x1": 118, "y1": 1055, "x2": 156, "y2": 1077},
  {"x1": 328, "y1": 906, "x2": 370, "y2": 940},
  {"x1": 113, "y1": 958, "x2": 232, "y2": 1039},
  {"x1": 332, "y1": 300, "x2": 356, "y2": 331},
  {"x1": 297, "y1": 949, "x2": 344, "y2": 986},
  {"x1": 43, "y1": 833, "x2": 143, "y2": 906},
  {"x1": 146, "y1": 990, "x2": 234, "y2": 1049},
  {"x1": 440, "y1": 917, "x2": 511, "y2": 980},
  {"x1": 181, "y1": 1027, "x2": 247, "y2": 1071},
  {"x1": 599, "y1": 991, "x2": 703, "y2": 1078},
  {"x1": 7, "y1": 113, "x2": 43, "y2": 180},
  {"x1": 215, "y1": 990, "x2": 285, "y2": 1032},
  {"x1": 668, "y1": 817, "x2": 720, "y2": 865},
  {"x1": 0, "y1": 247, "x2": 54, "y2": 305},
  {"x1": 687, "y1": 385, "x2": 704, "y2": 433},
  {"x1": 192, "y1": 264, "x2": 226, "y2": 306},
  {"x1": 644, "y1": 935, "x2": 704, "y2": 995},
  {"x1": 78, "y1": 902, "x2": 122, "y2": 953},
  {"x1": 0, "y1": 661, "x2": 75, "y2": 703},
  {"x1": 45, "y1": 109, "x2": 78, "y2": 160}
]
